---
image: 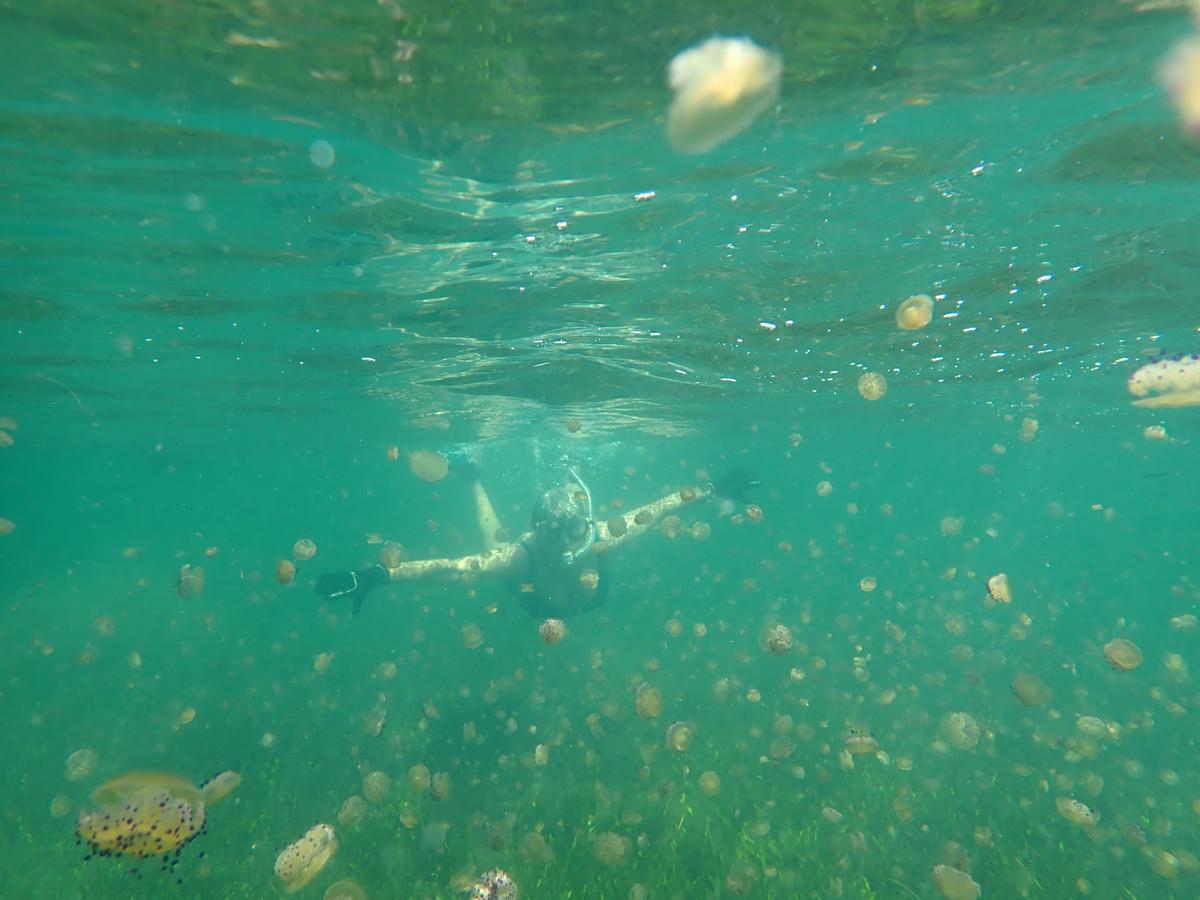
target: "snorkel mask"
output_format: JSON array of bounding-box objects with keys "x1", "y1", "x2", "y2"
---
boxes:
[{"x1": 531, "y1": 467, "x2": 595, "y2": 566}]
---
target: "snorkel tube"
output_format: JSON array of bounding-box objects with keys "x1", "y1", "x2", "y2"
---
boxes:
[{"x1": 563, "y1": 466, "x2": 596, "y2": 566}]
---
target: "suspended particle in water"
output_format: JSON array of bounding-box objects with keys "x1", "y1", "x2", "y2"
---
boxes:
[{"x1": 857, "y1": 372, "x2": 888, "y2": 400}]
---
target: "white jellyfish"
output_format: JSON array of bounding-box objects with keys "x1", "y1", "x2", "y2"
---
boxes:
[{"x1": 666, "y1": 36, "x2": 782, "y2": 154}]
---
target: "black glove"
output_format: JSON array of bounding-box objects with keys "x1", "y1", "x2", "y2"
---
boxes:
[
  {"x1": 711, "y1": 466, "x2": 760, "y2": 504},
  {"x1": 315, "y1": 565, "x2": 389, "y2": 614}
]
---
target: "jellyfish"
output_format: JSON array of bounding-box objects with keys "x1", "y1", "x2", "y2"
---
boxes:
[
  {"x1": 896, "y1": 294, "x2": 934, "y2": 331},
  {"x1": 1104, "y1": 638, "x2": 1143, "y2": 671},
  {"x1": 932, "y1": 864, "x2": 981, "y2": 900},
  {"x1": 76, "y1": 770, "x2": 236, "y2": 872},
  {"x1": 940, "y1": 712, "x2": 981, "y2": 750},
  {"x1": 857, "y1": 372, "x2": 888, "y2": 401},
  {"x1": 539, "y1": 618, "x2": 567, "y2": 644},
  {"x1": 1010, "y1": 673, "x2": 1051, "y2": 706},
  {"x1": 1127, "y1": 354, "x2": 1200, "y2": 407},
  {"x1": 274, "y1": 823, "x2": 339, "y2": 894},
  {"x1": 409, "y1": 450, "x2": 449, "y2": 481},
  {"x1": 666, "y1": 36, "x2": 783, "y2": 154},
  {"x1": 635, "y1": 683, "x2": 663, "y2": 719},
  {"x1": 593, "y1": 831, "x2": 630, "y2": 866},
  {"x1": 1056, "y1": 797, "x2": 1100, "y2": 827},
  {"x1": 468, "y1": 869, "x2": 518, "y2": 900},
  {"x1": 292, "y1": 538, "x2": 317, "y2": 561},
  {"x1": 760, "y1": 623, "x2": 793, "y2": 655}
]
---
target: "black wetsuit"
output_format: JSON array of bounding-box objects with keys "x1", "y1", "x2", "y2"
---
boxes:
[{"x1": 514, "y1": 527, "x2": 609, "y2": 618}]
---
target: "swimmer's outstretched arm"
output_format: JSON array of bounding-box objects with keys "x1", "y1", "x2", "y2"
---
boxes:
[
  {"x1": 383, "y1": 541, "x2": 526, "y2": 583},
  {"x1": 597, "y1": 484, "x2": 713, "y2": 552}
]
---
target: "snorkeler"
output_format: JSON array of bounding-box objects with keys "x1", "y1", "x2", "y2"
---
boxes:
[{"x1": 315, "y1": 466, "x2": 755, "y2": 618}]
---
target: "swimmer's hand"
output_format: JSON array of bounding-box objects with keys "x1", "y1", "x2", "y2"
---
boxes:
[
  {"x1": 315, "y1": 565, "x2": 389, "y2": 614},
  {"x1": 711, "y1": 467, "x2": 760, "y2": 504}
]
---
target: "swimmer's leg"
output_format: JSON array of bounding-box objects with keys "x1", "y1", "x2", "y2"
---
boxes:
[{"x1": 472, "y1": 480, "x2": 507, "y2": 551}]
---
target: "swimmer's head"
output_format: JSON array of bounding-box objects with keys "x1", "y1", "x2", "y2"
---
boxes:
[{"x1": 532, "y1": 473, "x2": 594, "y2": 565}]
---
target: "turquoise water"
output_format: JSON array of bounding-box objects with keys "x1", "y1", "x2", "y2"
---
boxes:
[{"x1": 3, "y1": 1, "x2": 1200, "y2": 897}]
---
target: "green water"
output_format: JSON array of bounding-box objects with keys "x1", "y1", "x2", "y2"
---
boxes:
[{"x1": 3, "y1": 1, "x2": 1200, "y2": 897}]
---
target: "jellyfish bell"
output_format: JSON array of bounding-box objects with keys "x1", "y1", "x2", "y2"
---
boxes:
[
  {"x1": 275, "y1": 823, "x2": 339, "y2": 894},
  {"x1": 199, "y1": 770, "x2": 241, "y2": 804},
  {"x1": 666, "y1": 36, "x2": 783, "y2": 155},
  {"x1": 76, "y1": 771, "x2": 225, "y2": 869},
  {"x1": 1010, "y1": 673, "x2": 1051, "y2": 706},
  {"x1": 932, "y1": 863, "x2": 981, "y2": 900},
  {"x1": 1056, "y1": 797, "x2": 1100, "y2": 827},
  {"x1": 1127, "y1": 354, "x2": 1200, "y2": 406},
  {"x1": 896, "y1": 294, "x2": 934, "y2": 331},
  {"x1": 1104, "y1": 638, "x2": 1143, "y2": 671}
]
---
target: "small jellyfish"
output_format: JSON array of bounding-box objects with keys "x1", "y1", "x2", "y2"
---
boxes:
[
  {"x1": 698, "y1": 771, "x2": 721, "y2": 796},
  {"x1": 659, "y1": 515, "x2": 683, "y2": 539},
  {"x1": 430, "y1": 771, "x2": 450, "y2": 800},
  {"x1": 274, "y1": 823, "x2": 339, "y2": 894},
  {"x1": 199, "y1": 770, "x2": 241, "y2": 804},
  {"x1": 896, "y1": 294, "x2": 934, "y2": 331},
  {"x1": 65, "y1": 749, "x2": 98, "y2": 783},
  {"x1": 409, "y1": 450, "x2": 449, "y2": 482},
  {"x1": 760, "y1": 623, "x2": 793, "y2": 655},
  {"x1": 177, "y1": 563, "x2": 204, "y2": 598},
  {"x1": 363, "y1": 771, "x2": 391, "y2": 802},
  {"x1": 1010, "y1": 673, "x2": 1051, "y2": 706},
  {"x1": 932, "y1": 863, "x2": 981, "y2": 900},
  {"x1": 379, "y1": 540, "x2": 407, "y2": 567},
  {"x1": 338, "y1": 795, "x2": 367, "y2": 828},
  {"x1": 940, "y1": 711, "x2": 981, "y2": 750},
  {"x1": 579, "y1": 569, "x2": 600, "y2": 590},
  {"x1": 986, "y1": 573, "x2": 1012, "y2": 604},
  {"x1": 635, "y1": 683, "x2": 663, "y2": 719},
  {"x1": 592, "y1": 831, "x2": 630, "y2": 866},
  {"x1": 323, "y1": 880, "x2": 367, "y2": 900},
  {"x1": 292, "y1": 539, "x2": 317, "y2": 561},
  {"x1": 313, "y1": 652, "x2": 334, "y2": 675},
  {"x1": 407, "y1": 764, "x2": 431, "y2": 795},
  {"x1": 857, "y1": 372, "x2": 888, "y2": 401},
  {"x1": 461, "y1": 623, "x2": 485, "y2": 649},
  {"x1": 665, "y1": 36, "x2": 783, "y2": 154},
  {"x1": 665, "y1": 721, "x2": 694, "y2": 751},
  {"x1": 1056, "y1": 797, "x2": 1100, "y2": 827},
  {"x1": 607, "y1": 516, "x2": 628, "y2": 538},
  {"x1": 469, "y1": 868, "x2": 518, "y2": 900},
  {"x1": 1104, "y1": 638, "x2": 1143, "y2": 671},
  {"x1": 633, "y1": 509, "x2": 653, "y2": 526},
  {"x1": 276, "y1": 559, "x2": 296, "y2": 585},
  {"x1": 539, "y1": 618, "x2": 567, "y2": 645}
]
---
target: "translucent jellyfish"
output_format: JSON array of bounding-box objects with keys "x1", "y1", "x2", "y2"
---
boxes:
[
  {"x1": 1127, "y1": 354, "x2": 1200, "y2": 406},
  {"x1": 843, "y1": 729, "x2": 880, "y2": 756},
  {"x1": 176, "y1": 563, "x2": 204, "y2": 598},
  {"x1": 379, "y1": 541, "x2": 408, "y2": 567},
  {"x1": 698, "y1": 771, "x2": 721, "y2": 796},
  {"x1": 407, "y1": 764, "x2": 431, "y2": 795},
  {"x1": 275, "y1": 823, "x2": 339, "y2": 894},
  {"x1": 592, "y1": 831, "x2": 630, "y2": 866},
  {"x1": 744, "y1": 504, "x2": 763, "y2": 523},
  {"x1": 50, "y1": 794, "x2": 72, "y2": 817},
  {"x1": 1056, "y1": 797, "x2": 1100, "y2": 827},
  {"x1": 760, "y1": 623, "x2": 793, "y2": 655},
  {"x1": 932, "y1": 864, "x2": 981, "y2": 900},
  {"x1": 430, "y1": 771, "x2": 450, "y2": 800},
  {"x1": 0, "y1": 516, "x2": 13, "y2": 536},
  {"x1": 324, "y1": 880, "x2": 368, "y2": 900},
  {"x1": 276, "y1": 559, "x2": 296, "y2": 585},
  {"x1": 1010, "y1": 673, "x2": 1051, "y2": 706},
  {"x1": 292, "y1": 538, "x2": 317, "y2": 561},
  {"x1": 461, "y1": 623, "x2": 484, "y2": 649},
  {"x1": 409, "y1": 450, "x2": 449, "y2": 482},
  {"x1": 896, "y1": 294, "x2": 934, "y2": 331},
  {"x1": 635, "y1": 683, "x2": 664, "y2": 719},
  {"x1": 539, "y1": 618, "x2": 567, "y2": 644},
  {"x1": 940, "y1": 712, "x2": 981, "y2": 750},
  {"x1": 633, "y1": 509, "x2": 653, "y2": 526},
  {"x1": 200, "y1": 770, "x2": 241, "y2": 804},
  {"x1": 665, "y1": 721, "x2": 694, "y2": 751},
  {"x1": 607, "y1": 516, "x2": 628, "y2": 538},
  {"x1": 75, "y1": 770, "x2": 234, "y2": 868},
  {"x1": 857, "y1": 372, "x2": 888, "y2": 401},
  {"x1": 659, "y1": 515, "x2": 683, "y2": 539},
  {"x1": 65, "y1": 749, "x2": 98, "y2": 782},
  {"x1": 338, "y1": 795, "x2": 367, "y2": 828},
  {"x1": 363, "y1": 771, "x2": 391, "y2": 803},
  {"x1": 665, "y1": 36, "x2": 782, "y2": 154},
  {"x1": 1104, "y1": 638, "x2": 1143, "y2": 671}
]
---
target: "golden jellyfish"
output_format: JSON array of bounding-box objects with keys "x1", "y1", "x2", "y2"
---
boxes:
[
  {"x1": 986, "y1": 573, "x2": 1012, "y2": 604},
  {"x1": 76, "y1": 770, "x2": 237, "y2": 869},
  {"x1": 292, "y1": 538, "x2": 317, "y2": 561},
  {"x1": 579, "y1": 568, "x2": 600, "y2": 590},
  {"x1": 857, "y1": 371, "x2": 888, "y2": 401},
  {"x1": 744, "y1": 504, "x2": 764, "y2": 523},
  {"x1": 1127, "y1": 354, "x2": 1200, "y2": 407},
  {"x1": 1010, "y1": 673, "x2": 1051, "y2": 706},
  {"x1": 635, "y1": 683, "x2": 664, "y2": 719},
  {"x1": 665, "y1": 721, "x2": 694, "y2": 751},
  {"x1": 386, "y1": 444, "x2": 400, "y2": 461},
  {"x1": 665, "y1": 36, "x2": 782, "y2": 155},
  {"x1": 607, "y1": 516, "x2": 628, "y2": 538},
  {"x1": 698, "y1": 771, "x2": 721, "y2": 796},
  {"x1": 379, "y1": 540, "x2": 407, "y2": 567},
  {"x1": 659, "y1": 515, "x2": 683, "y2": 539},
  {"x1": 940, "y1": 711, "x2": 981, "y2": 750},
  {"x1": 760, "y1": 623, "x2": 793, "y2": 655},
  {"x1": 896, "y1": 294, "x2": 934, "y2": 331},
  {"x1": 176, "y1": 563, "x2": 204, "y2": 598},
  {"x1": 430, "y1": 771, "x2": 450, "y2": 800},
  {"x1": 50, "y1": 795, "x2": 72, "y2": 818},
  {"x1": 363, "y1": 771, "x2": 391, "y2": 803},
  {"x1": 200, "y1": 770, "x2": 241, "y2": 804},
  {"x1": 0, "y1": 516, "x2": 13, "y2": 536},
  {"x1": 843, "y1": 730, "x2": 880, "y2": 756},
  {"x1": 592, "y1": 831, "x2": 630, "y2": 866},
  {"x1": 324, "y1": 880, "x2": 368, "y2": 900},
  {"x1": 1056, "y1": 797, "x2": 1100, "y2": 827},
  {"x1": 633, "y1": 509, "x2": 653, "y2": 526},
  {"x1": 407, "y1": 764, "x2": 431, "y2": 795},
  {"x1": 276, "y1": 559, "x2": 296, "y2": 585},
  {"x1": 274, "y1": 823, "x2": 339, "y2": 894},
  {"x1": 1104, "y1": 638, "x2": 1143, "y2": 671},
  {"x1": 461, "y1": 623, "x2": 484, "y2": 649},
  {"x1": 338, "y1": 795, "x2": 367, "y2": 828},
  {"x1": 65, "y1": 749, "x2": 98, "y2": 783},
  {"x1": 409, "y1": 450, "x2": 449, "y2": 482},
  {"x1": 932, "y1": 864, "x2": 981, "y2": 900},
  {"x1": 566, "y1": 417, "x2": 582, "y2": 433},
  {"x1": 539, "y1": 617, "x2": 567, "y2": 645}
]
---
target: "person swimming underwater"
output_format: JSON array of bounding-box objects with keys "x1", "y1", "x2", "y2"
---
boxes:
[{"x1": 315, "y1": 465, "x2": 756, "y2": 618}]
